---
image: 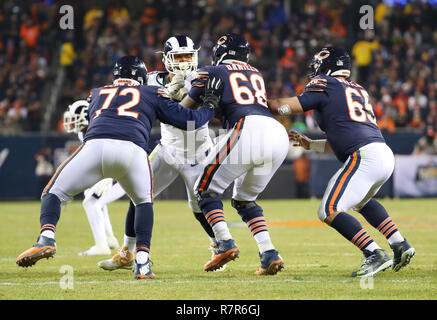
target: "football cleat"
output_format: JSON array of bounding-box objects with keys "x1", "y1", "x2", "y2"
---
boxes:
[
  {"x1": 390, "y1": 239, "x2": 415, "y2": 272},
  {"x1": 16, "y1": 236, "x2": 57, "y2": 268},
  {"x1": 98, "y1": 246, "x2": 134, "y2": 271},
  {"x1": 134, "y1": 259, "x2": 156, "y2": 279},
  {"x1": 204, "y1": 239, "x2": 239, "y2": 272},
  {"x1": 351, "y1": 249, "x2": 393, "y2": 278},
  {"x1": 79, "y1": 245, "x2": 111, "y2": 256},
  {"x1": 254, "y1": 249, "x2": 284, "y2": 276},
  {"x1": 209, "y1": 243, "x2": 227, "y2": 272}
]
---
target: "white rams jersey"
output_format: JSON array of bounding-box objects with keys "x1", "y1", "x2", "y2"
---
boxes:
[{"x1": 147, "y1": 71, "x2": 212, "y2": 163}]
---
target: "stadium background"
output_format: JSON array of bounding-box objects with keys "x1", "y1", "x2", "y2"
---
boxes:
[{"x1": 0, "y1": 0, "x2": 436, "y2": 200}]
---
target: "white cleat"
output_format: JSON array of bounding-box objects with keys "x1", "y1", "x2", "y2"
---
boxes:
[{"x1": 79, "y1": 245, "x2": 111, "y2": 256}]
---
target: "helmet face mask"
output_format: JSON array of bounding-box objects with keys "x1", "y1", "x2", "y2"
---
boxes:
[
  {"x1": 161, "y1": 36, "x2": 199, "y2": 75},
  {"x1": 63, "y1": 100, "x2": 89, "y2": 134}
]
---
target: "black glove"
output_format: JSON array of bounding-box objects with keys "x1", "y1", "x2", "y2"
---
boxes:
[{"x1": 202, "y1": 76, "x2": 224, "y2": 111}]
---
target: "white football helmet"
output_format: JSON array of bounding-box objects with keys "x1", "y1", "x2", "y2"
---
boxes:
[
  {"x1": 160, "y1": 35, "x2": 199, "y2": 75},
  {"x1": 63, "y1": 100, "x2": 89, "y2": 133}
]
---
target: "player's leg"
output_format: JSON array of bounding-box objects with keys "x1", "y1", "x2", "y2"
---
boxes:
[
  {"x1": 354, "y1": 143, "x2": 415, "y2": 272},
  {"x1": 107, "y1": 140, "x2": 155, "y2": 279},
  {"x1": 194, "y1": 119, "x2": 249, "y2": 271},
  {"x1": 181, "y1": 164, "x2": 226, "y2": 270},
  {"x1": 231, "y1": 119, "x2": 289, "y2": 275},
  {"x1": 80, "y1": 180, "x2": 113, "y2": 256},
  {"x1": 318, "y1": 148, "x2": 394, "y2": 277},
  {"x1": 98, "y1": 144, "x2": 180, "y2": 271},
  {"x1": 96, "y1": 181, "x2": 126, "y2": 249},
  {"x1": 17, "y1": 142, "x2": 104, "y2": 267}
]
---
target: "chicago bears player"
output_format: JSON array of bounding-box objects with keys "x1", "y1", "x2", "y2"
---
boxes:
[
  {"x1": 180, "y1": 34, "x2": 289, "y2": 275},
  {"x1": 98, "y1": 35, "x2": 224, "y2": 272},
  {"x1": 268, "y1": 47, "x2": 415, "y2": 277},
  {"x1": 63, "y1": 100, "x2": 123, "y2": 256},
  {"x1": 16, "y1": 56, "x2": 220, "y2": 280}
]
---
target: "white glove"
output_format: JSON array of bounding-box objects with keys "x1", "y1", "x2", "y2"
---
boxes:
[
  {"x1": 93, "y1": 179, "x2": 113, "y2": 197},
  {"x1": 166, "y1": 71, "x2": 186, "y2": 97},
  {"x1": 169, "y1": 87, "x2": 188, "y2": 102}
]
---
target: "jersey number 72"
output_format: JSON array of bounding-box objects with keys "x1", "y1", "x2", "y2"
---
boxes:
[
  {"x1": 94, "y1": 87, "x2": 140, "y2": 119},
  {"x1": 345, "y1": 87, "x2": 377, "y2": 125}
]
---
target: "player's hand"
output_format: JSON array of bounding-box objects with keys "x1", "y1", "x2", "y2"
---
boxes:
[
  {"x1": 288, "y1": 130, "x2": 311, "y2": 150},
  {"x1": 167, "y1": 71, "x2": 186, "y2": 97},
  {"x1": 203, "y1": 76, "x2": 223, "y2": 110}
]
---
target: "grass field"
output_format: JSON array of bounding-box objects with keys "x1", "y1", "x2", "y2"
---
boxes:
[{"x1": 1, "y1": 198, "x2": 436, "y2": 300}]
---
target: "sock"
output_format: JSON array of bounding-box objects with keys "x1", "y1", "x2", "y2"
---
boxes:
[
  {"x1": 198, "y1": 196, "x2": 232, "y2": 241},
  {"x1": 40, "y1": 193, "x2": 61, "y2": 237},
  {"x1": 41, "y1": 230, "x2": 55, "y2": 239},
  {"x1": 136, "y1": 249, "x2": 149, "y2": 264},
  {"x1": 330, "y1": 212, "x2": 380, "y2": 252},
  {"x1": 359, "y1": 199, "x2": 404, "y2": 245},
  {"x1": 125, "y1": 200, "x2": 136, "y2": 238},
  {"x1": 237, "y1": 204, "x2": 274, "y2": 253},
  {"x1": 134, "y1": 202, "x2": 153, "y2": 251},
  {"x1": 193, "y1": 211, "x2": 216, "y2": 239},
  {"x1": 123, "y1": 234, "x2": 136, "y2": 253}
]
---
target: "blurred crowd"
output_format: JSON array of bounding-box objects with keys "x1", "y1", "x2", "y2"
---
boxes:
[{"x1": 0, "y1": 0, "x2": 436, "y2": 151}]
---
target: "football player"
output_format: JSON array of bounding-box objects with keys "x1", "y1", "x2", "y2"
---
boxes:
[
  {"x1": 268, "y1": 47, "x2": 415, "y2": 277},
  {"x1": 16, "y1": 55, "x2": 221, "y2": 279},
  {"x1": 98, "y1": 35, "x2": 225, "y2": 271},
  {"x1": 63, "y1": 100, "x2": 122, "y2": 256},
  {"x1": 180, "y1": 34, "x2": 289, "y2": 275}
]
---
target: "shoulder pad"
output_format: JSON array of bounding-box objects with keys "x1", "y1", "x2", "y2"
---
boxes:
[{"x1": 303, "y1": 76, "x2": 328, "y2": 93}]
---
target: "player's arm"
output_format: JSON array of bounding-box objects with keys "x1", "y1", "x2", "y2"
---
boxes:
[
  {"x1": 289, "y1": 130, "x2": 333, "y2": 153},
  {"x1": 269, "y1": 77, "x2": 329, "y2": 116},
  {"x1": 268, "y1": 96, "x2": 304, "y2": 115},
  {"x1": 180, "y1": 68, "x2": 210, "y2": 109},
  {"x1": 155, "y1": 77, "x2": 222, "y2": 130}
]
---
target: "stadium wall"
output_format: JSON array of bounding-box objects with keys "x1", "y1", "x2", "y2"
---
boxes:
[{"x1": 0, "y1": 132, "x2": 432, "y2": 200}]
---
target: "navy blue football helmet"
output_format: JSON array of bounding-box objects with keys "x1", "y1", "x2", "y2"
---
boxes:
[
  {"x1": 211, "y1": 33, "x2": 251, "y2": 66},
  {"x1": 113, "y1": 56, "x2": 148, "y2": 85},
  {"x1": 309, "y1": 47, "x2": 351, "y2": 78}
]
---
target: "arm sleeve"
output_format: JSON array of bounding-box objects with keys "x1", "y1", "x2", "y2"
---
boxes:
[
  {"x1": 188, "y1": 69, "x2": 210, "y2": 104},
  {"x1": 155, "y1": 94, "x2": 214, "y2": 130}
]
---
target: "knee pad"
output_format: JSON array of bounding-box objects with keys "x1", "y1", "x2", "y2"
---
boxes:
[
  {"x1": 198, "y1": 194, "x2": 221, "y2": 210},
  {"x1": 231, "y1": 199, "x2": 257, "y2": 211},
  {"x1": 232, "y1": 199, "x2": 263, "y2": 223}
]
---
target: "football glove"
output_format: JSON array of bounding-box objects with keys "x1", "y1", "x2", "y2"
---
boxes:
[{"x1": 203, "y1": 76, "x2": 223, "y2": 111}]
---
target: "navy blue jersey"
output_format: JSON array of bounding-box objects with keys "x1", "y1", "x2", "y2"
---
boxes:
[
  {"x1": 84, "y1": 84, "x2": 214, "y2": 152},
  {"x1": 188, "y1": 62, "x2": 274, "y2": 129},
  {"x1": 297, "y1": 74, "x2": 385, "y2": 163}
]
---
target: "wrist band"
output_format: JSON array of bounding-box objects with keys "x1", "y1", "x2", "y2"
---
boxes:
[
  {"x1": 277, "y1": 104, "x2": 291, "y2": 115},
  {"x1": 309, "y1": 139, "x2": 326, "y2": 152}
]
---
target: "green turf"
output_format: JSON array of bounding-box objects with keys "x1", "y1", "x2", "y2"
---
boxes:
[{"x1": 1, "y1": 198, "x2": 436, "y2": 300}]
